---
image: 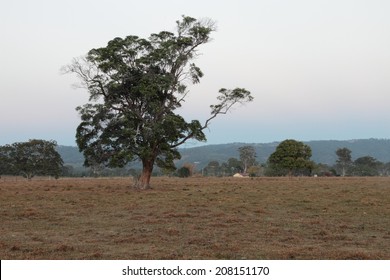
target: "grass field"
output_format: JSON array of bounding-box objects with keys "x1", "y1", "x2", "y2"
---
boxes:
[{"x1": 1, "y1": 176, "x2": 389, "y2": 259}]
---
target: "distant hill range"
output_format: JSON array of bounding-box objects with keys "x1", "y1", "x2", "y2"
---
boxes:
[{"x1": 57, "y1": 138, "x2": 390, "y2": 168}]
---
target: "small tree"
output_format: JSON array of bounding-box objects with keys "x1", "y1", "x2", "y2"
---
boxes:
[
  {"x1": 226, "y1": 157, "x2": 243, "y2": 174},
  {"x1": 204, "y1": 161, "x2": 220, "y2": 176},
  {"x1": 238, "y1": 145, "x2": 256, "y2": 173},
  {"x1": 313, "y1": 163, "x2": 336, "y2": 177},
  {"x1": 267, "y1": 139, "x2": 313, "y2": 176},
  {"x1": 379, "y1": 162, "x2": 390, "y2": 176},
  {"x1": 63, "y1": 16, "x2": 253, "y2": 189},
  {"x1": 335, "y1": 147, "x2": 352, "y2": 176},
  {"x1": 182, "y1": 162, "x2": 195, "y2": 176},
  {"x1": 352, "y1": 156, "x2": 381, "y2": 176},
  {"x1": 247, "y1": 165, "x2": 262, "y2": 177},
  {"x1": 8, "y1": 139, "x2": 63, "y2": 179},
  {"x1": 177, "y1": 166, "x2": 191, "y2": 178}
]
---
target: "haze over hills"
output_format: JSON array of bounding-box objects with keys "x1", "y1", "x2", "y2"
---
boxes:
[{"x1": 57, "y1": 138, "x2": 390, "y2": 168}]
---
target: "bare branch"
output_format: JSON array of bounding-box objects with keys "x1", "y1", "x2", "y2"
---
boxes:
[{"x1": 170, "y1": 88, "x2": 253, "y2": 148}]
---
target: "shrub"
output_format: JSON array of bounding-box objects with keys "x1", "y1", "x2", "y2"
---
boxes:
[{"x1": 177, "y1": 166, "x2": 191, "y2": 178}]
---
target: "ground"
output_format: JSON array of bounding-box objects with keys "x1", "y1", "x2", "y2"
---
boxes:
[{"x1": 0, "y1": 176, "x2": 389, "y2": 259}]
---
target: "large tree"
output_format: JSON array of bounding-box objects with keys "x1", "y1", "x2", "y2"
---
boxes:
[
  {"x1": 1, "y1": 139, "x2": 63, "y2": 179},
  {"x1": 64, "y1": 16, "x2": 253, "y2": 189},
  {"x1": 267, "y1": 139, "x2": 313, "y2": 176}
]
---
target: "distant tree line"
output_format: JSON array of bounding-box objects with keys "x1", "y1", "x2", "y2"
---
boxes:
[
  {"x1": 193, "y1": 139, "x2": 390, "y2": 177},
  {"x1": 2, "y1": 139, "x2": 390, "y2": 179},
  {"x1": 195, "y1": 145, "x2": 258, "y2": 177},
  {"x1": 333, "y1": 147, "x2": 390, "y2": 176}
]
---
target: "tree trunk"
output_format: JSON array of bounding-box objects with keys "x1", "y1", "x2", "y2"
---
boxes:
[
  {"x1": 341, "y1": 166, "x2": 346, "y2": 177},
  {"x1": 134, "y1": 159, "x2": 154, "y2": 189}
]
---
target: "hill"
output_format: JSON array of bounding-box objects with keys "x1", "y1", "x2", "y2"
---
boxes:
[
  {"x1": 57, "y1": 138, "x2": 390, "y2": 168},
  {"x1": 177, "y1": 139, "x2": 390, "y2": 168},
  {"x1": 56, "y1": 146, "x2": 84, "y2": 165}
]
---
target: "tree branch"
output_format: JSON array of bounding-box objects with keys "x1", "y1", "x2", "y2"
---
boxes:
[{"x1": 170, "y1": 88, "x2": 253, "y2": 148}]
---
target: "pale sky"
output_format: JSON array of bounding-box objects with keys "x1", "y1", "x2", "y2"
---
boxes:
[{"x1": 1, "y1": 0, "x2": 390, "y2": 147}]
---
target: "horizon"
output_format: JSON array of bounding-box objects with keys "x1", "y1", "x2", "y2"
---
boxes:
[{"x1": 46, "y1": 137, "x2": 390, "y2": 148}]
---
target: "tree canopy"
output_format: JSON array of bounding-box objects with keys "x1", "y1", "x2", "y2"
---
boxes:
[
  {"x1": 0, "y1": 139, "x2": 63, "y2": 179},
  {"x1": 352, "y1": 156, "x2": 381, "y2": 176},
  {"x1": 63, "y1": 16, "x2": 253, "y2": 189},
  {"x1": 336, "y1": 147, "x2": 352, "y2": 176},
  {"x1": 267, "y1": 139, "x2": 313, "y2": 176},
  {"x1": 238, "y1": 145, "x2": 257, "y2": 173}
]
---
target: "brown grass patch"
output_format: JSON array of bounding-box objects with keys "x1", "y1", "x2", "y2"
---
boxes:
[{"x1": 0, "y1": 176, "x2": 389, "y2": 259}]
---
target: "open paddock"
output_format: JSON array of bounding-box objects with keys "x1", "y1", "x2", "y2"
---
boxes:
[{"x1": 0, "y1": 176, "x2": 389, "y2": 259}]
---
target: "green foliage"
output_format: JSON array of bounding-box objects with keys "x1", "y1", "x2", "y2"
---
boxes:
[
  {"x1": 63, "y1": 16, "x2": 252, "y2": 188},
  {"x1": 0, "y1": 145, "x2": 14, "y2": 175},
  {"x1": 247, "y1": 166, "x2": 262, "y2": 177},
  {"x1": 312, "y1": 163, "x2": 336, "y2": 177},
  {"x1": 336, "y1": 147, "x2": 352, "y2": 176},
  {"x1": 0, "y1": 140, "x2": 63, "y2": 179},
  {"x1": 267, "y1": 139, "x2": 314, "y2": 176},
  {"x1": 227, "y1": 157, "x2": 243, "y2": 174},
  {"x1": 203, "y1": 157, "x2": 251, "y2": 177},
  {"x1": 177, "y1": 166, "x2": 191, "y2": 178},
  {"x1": 203, "y1": 161, "x2": 221, "y2": 176},
  {"x1": 336, "y1": 147, "x2": 352, "y2": 163},
  {"x1": 238, "y1": 145, "x2": 257, "y2": 173},
  {"x1": 352, "y1": 156, "x2": 381, "y2": 176}
]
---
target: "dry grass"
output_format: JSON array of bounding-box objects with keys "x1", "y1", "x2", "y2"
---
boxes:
[{"x1": 0, "y1": 176, "x2": 389, "y2": 259}]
